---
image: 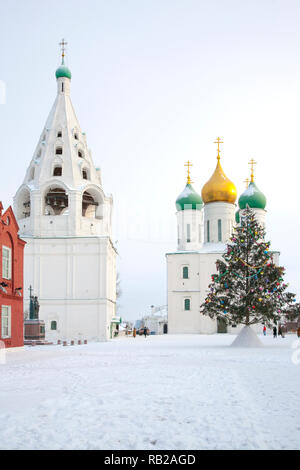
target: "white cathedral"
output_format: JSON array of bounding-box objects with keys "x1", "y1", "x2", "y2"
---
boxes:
[
  {"x1": 166, "y1": 139, "x2": 279, "y2": 334},
  {"x1": 14, "y1": 46, "x2": 117, "y2": 342}
]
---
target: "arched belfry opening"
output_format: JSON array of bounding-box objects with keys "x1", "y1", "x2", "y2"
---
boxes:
[
  {"x1": 16, "y1": 187, "x2": 31, "y2": 219},
  {"x1": 44, "y1": 187, "x2": 68, "y2": 216},
  {"x1": 82, "y1": 189, "x2": 103, "y2": 219}
]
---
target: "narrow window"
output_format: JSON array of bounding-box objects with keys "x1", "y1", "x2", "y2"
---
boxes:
[
  {"x1": 183, "y1": 266, "x2": 189, "y2": 279},
  {"x1": 177, "y1": 225, "x2": 180, "y2": 245},
  {"x1": 57, "y1": 131, "x2": 62, "y2": 138},
  {"x1": 184, "y1": 298, "x2": 191, "y2": 311},
  {"x1": 53, "y1": 166, "x2": 62, "y2": 177},
  {"x1": 207, "y1": 221, "x2": 210, "y2": 242},
  {"x1": 62, "y1": 83, "x2": 64, "y2": 93},
  {"x1": 2, "y1": 247, "x2": 11, "y2": 280},
  {"x1": 187, "y1": 224, "x2": 191, "y2": 243},
  {"x1": 82, "y1": 169, "x2": 88, "y2": 180},
  {"x1": 29, "y1": 167, "x2": 35, "y2": 181},
  {"x1": 56, "y1": 147, "x2": 63, "y2": 155},
  {"x1": 51, "y1": 321, "x2": 57, "y2": 331},
  {"x1": 1, "y1": 306, "x2": 11, "y2": 338},
  {"x1": 78, "y1": 150, "x2": 83, "y2": 158},
  {"x1": 218, "y1": 219, "x2": 222, "y2": 242},
  {"x1": 198, "y1": 224, "x2": 201, "y2": 243},
  {"x1": 74, "y1": 133, "x2": 79, "y2": 140}
]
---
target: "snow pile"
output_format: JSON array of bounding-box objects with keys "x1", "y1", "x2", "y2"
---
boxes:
[{"x1": 231, "y1": 326, "x2": 264, "y2": 348}]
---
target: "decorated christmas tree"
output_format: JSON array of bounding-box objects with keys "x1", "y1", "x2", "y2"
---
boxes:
[{"x1": 201, "y1": 207, "x2": 297, "y2": 328}]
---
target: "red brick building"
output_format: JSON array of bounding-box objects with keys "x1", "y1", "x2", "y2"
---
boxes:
[{"x1": 0, "y1": 203, "x2": 25, "y2": 348}]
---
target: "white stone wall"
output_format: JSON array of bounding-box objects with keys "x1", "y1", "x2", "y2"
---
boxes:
[
  {"x1": 176, "y1": 209, "x2": 203, "y2": 251},
  {"x1": 203, "y1": 202, "x2": 235, "y2": 244},
  {"x1": 167, "y1": 251, "x2": 219, "y2": 334},
  {"x1": 22, "y1": 236, "x2": 116, "y2": 341}
]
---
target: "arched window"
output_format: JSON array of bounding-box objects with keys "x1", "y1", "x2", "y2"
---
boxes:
[
  {"x1": 74, "y1": 133, "x2": 79, "y2": 140},
  {"x1": 56, "y1": 147, "x2": 63, "y2": 155},
  {"x1": 45, "y1": 187, "x2": 68, "y2": 216},
  {"x1": 218, "y1": 219, "x2": 222, "y2": 242},
  {"x1": 53, "y1": 166, "x2": 62, "y2": 177},
  {"x1": 207, "y1": 221, "x2": 210, "y2": 243},
  {"x1": 82, "y1": 169, "x2": 89, "y2": 180},
  {"x1": 78, "y1": 150, "x2": 84, "y2": 158},
  {"x1": 29, "y1": 167, "x2": 35, "y2": 181},
  {"x1": 51, "y1": 321, "x2": 57, "y2": 331},
  {"x1": 57, "y1": 131, "x2": 62, "y2": 138},
  {"x1": 183, "y1": 266, "x2": 189, "y2": 279},
  {"x1": 187, "y1": 224, "x2": 191, "y2": 243},
  {"x1": 2, "y1": 246, "x2": 12, "y2": 280},
  {"x1": 82, "y1": 190, "x2": 103, "y2": 219},
  {"x1": 184, "y1": 298, "x2": 191, "y2": 311}
]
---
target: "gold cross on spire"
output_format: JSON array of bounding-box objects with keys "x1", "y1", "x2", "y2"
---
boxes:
[
  {"x1": 214, "y1": 137, "x2": 223, "y2": 161},
  {"x1": 243, "y1": 178, "x2": 250, "y2": 188},
  {"x1": 59, "y1": 38, "x2": 68, "y2": 63},
  {"x1": 184, "y1": 160, "x2": 193, "y2": 184},
  {"x1": 248, "y1": 159, "x2": 257, "y2": 183}
]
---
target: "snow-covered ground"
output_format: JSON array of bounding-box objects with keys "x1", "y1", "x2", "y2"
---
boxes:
[{"x1": 0, "y1": 334, "x2": 299, "y2": 450}]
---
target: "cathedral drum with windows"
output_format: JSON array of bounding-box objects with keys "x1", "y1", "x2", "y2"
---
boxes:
[
  {"x1": 166, "y1": 140, "x2": 271, "y2": 335},
  {"x1": 14, "y1": 44, "x2": 117, "y2": 342}
]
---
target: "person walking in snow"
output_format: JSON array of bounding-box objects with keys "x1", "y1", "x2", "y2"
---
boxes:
[
  {"x1": 143, "y1": 327, "x2": 148, "y2": 338},
  {"x1": 133, "y1": 328, "x2": 136, "y2": 338},
  {"x1": 263, "y1": 326, "x2": 267, "y2": 336},
  {"x1": 273, "y1": 325, "x2": 277, "y2": 338},
  {"x1": 278, "y1": 325, "x2": 285, "y2": 338}
]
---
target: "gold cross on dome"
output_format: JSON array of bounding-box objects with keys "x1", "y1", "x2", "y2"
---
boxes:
[
  {"x1": 59, "y1": 38, "x2": 68, "y2": 60},
  {"x1": 214, "y1": 137, "x2": 223, "y2": 160},
  {"x1": 244, "y1": 178, "x2": 250, "y2": 188},
  {"x1": 184, "y1": 160, "x2": 193, "y2": 184},
  {"x1": 248, "y1": 159, "x2": 257, "y2": 183}
]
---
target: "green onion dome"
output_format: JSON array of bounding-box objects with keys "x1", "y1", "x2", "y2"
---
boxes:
[
  {"x1": 56, "y1": 64, "x2": 72, "y2": 80},
  {"x1": 235, "y1": 210, "x2": 240, "y2": 224},
  {"x1": 238, "y1": 181, "x2": 266, "y2": 210},
  {"x1": 176, "y1": 184, "x2": 203, "y2": 211}
]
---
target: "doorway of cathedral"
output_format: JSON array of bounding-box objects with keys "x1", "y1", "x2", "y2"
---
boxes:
[
  {"x1": 217, "y1": 318, "x2": 227, "y2": 334},
  {"x1": 163, "y1": 323, "x2": 168, "y2": 334}
]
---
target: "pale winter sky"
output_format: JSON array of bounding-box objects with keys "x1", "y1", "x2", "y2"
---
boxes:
[{"x1": 0, "y1": 0, "x2": 299, "y2": 321}]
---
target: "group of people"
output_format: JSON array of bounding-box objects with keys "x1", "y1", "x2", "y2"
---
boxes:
[
  {"x1": 263, "y1": 325, "x2": 286, "y2": 338},
  {"x1": 132, "y1": 327, "x2": 149, "y2": 338}
]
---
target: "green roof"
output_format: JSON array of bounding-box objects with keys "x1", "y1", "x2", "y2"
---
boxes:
[
  {"x1": 176, "y1": 184, "x2": 203, "y2": 211},
  {"x1": 238, "y1": 182, "x2": 266, "y2": 210},
  {"x1": 56, "y1": 64, "x2": 72, "y2": 80}
]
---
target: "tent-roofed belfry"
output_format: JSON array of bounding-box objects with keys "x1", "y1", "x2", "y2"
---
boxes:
[{"x1": 13, "y1": 41, "x2": 117, "y2": 342}]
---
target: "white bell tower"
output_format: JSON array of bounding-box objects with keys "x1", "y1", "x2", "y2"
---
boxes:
[{"x1": 14, "y1": 41, "x2": 117, "y2": 342}]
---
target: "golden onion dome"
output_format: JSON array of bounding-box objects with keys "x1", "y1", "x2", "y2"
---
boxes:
[{"x1": 201, "y1": 138, "x2": 237, "y2": 204}]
